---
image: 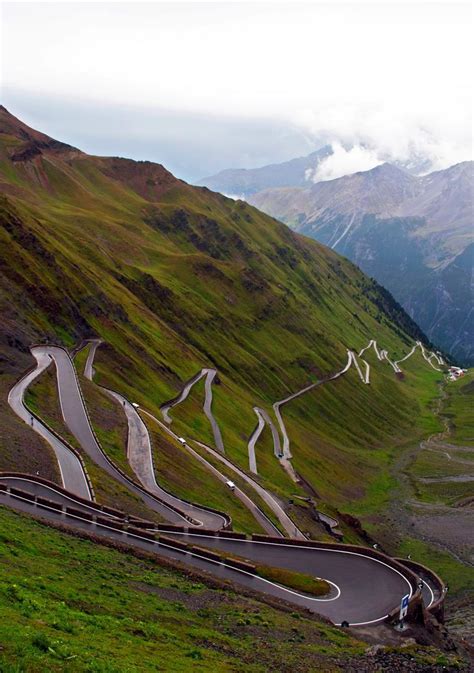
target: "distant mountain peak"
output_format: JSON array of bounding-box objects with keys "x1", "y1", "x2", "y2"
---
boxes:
[
  {"x1": 198, "y1": 144, "x2": 333, "y2": 197},
  {"x1": 365, "y1": 162, "x2": 410, "y2": 177},
  {"x1": 311, "y1": 162, "x2": 413, "y2": 190}
]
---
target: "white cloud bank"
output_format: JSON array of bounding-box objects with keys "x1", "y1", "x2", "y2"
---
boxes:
[
  {"x1": 296, "y1": 99, "x2": 471, "y2": 179},
  {"x1": 306, "y1": 143, "x2": 383, "y2": 182}
]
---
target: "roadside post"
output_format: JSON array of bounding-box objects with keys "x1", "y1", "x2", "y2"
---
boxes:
[{"x1": 396, "y1": 593, "x2": 410, "y2": 630}]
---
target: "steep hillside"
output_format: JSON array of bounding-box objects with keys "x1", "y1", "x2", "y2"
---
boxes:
[
  {"x1": 0, "y1": 106, "x2": 443, "y2": 537},
  {"x1": 250, "y1": 162, "x2": 473, "y2": 364}
]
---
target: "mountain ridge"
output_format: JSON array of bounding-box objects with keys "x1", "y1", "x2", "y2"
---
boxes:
[{"x1": 197, "y1": 144, "x2": 333, "y2": 197}]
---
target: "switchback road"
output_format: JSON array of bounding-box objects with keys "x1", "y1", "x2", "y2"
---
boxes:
[
  {"x1": 0, "y1": 480, "x2": 437, "y2": 627},
  {"x1": 161, "y1": 368, "x2": 225, "y2": 452},
  {"x1": 81, "y1": 341, "x2": 229, "y2": 530},
  {"x1": 31, "y1": 346, "x2": 200, "y2": 525},
  {"x1": 8, "y1": 349, "x2": 91, "y2": 499}
]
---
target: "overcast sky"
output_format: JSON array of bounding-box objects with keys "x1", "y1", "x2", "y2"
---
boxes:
[{"x1": 1, "y1": 1, "x2": 472, "y2": 181}]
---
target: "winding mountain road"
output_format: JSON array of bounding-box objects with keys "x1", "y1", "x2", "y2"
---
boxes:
[
  {"x1": 122, "y1": 354, "x2": 301, "y2": 535},
  {"x1": 158, "y1": 338, "x2": 443, "y2": 477},
  {"x1": 81, "y1": 341, "x2": 229, "y2": 530},
  {"x1": 8, "y1": 349, "x2": 91, "y2": 499},
  {"x1": 161, "y1": 368, "x2": 225, "y2": 452},
  {"x1": 140, "y1": 408, "x2": 283, "y2": 536},
  {"x1": 247, "y1": 408, "x2": 265, "y2": 473},
  {"x1": 270, "y1": 349, "x2": 367, "y2": 465},
  {"x1": 247, "y1": 406, "x2": 282, "y2": 473},
  {"x1": 0, "y1": 481, "x2": 436, "y2": 627},
  {"x1": 192, "y1": 439, "x2": 305, "y2": 539},
  {"x1": 83, "y1": 340, "x2": 290, "y2": 535},
  {"x1": 163, "y1": 338, "x2": 444, "y2": 481},
  {"x1": 81, "y1": 336, "x2": 445, "y2": 535},
  {"x1": 83, "y1": 338, "x2": 100, "y2": 380},
  {"x1": 2, "y1": 336, "x2": 447, "y2": 629},
  {"x1": 250, "y1": 340, "x2": 445, "y2": 472},
  {"x1": 31, "y1": 346, "x2": 203, "y2": 525},
  {"x1": 395, "y1": 341, "x2": 443, "y2": 372}
]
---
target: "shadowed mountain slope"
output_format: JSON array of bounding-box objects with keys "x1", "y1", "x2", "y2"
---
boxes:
[{"x1": 249, "y1": 161, "x2": 473, "y2": 364}]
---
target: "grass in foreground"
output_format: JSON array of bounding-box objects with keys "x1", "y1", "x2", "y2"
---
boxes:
[{"x1": 0, "y1": 506, "x2": 358, "y2": 672}]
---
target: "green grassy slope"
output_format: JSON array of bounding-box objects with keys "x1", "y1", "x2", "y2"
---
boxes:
[
  {"x1": 444, "y1": 372, "x2": 474, "y2": 446},
  {"x1": 0, "y1": 106, "x2": 443, "y2": 527},
  {"x1": 361, "y1": 368, "x2": 474, "y2": 606}
]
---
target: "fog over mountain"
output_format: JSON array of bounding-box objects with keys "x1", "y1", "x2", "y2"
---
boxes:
[
  {"x1": 199, "y1": 143, "x2": 445, "y2": 199},
  {"x1": 198, "y1": 146, "x2": 333, "y2": 198}
]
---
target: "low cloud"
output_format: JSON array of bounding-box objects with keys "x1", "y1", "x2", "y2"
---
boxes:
[
  {"x1": 295, "y1": 100, "x2": 472, "y2": 178},
  {"x1": 307, "y1": 142, "x2": 383, "y2": 182}
]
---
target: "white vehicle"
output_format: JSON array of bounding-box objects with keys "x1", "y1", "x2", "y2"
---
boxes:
[
  {"x1": 225, "y1": 480, "x2": 235, "y2": 491},
  {"x1": 178, "y1": 437, "x2": 186, "y2": 445},
  {"x1": 132, "y1": 402, "x2": 139, "y2": 408}
]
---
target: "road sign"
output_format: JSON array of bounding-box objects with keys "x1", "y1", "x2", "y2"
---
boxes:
[{"x1": 399, "y1": 593, "x2": 410, "y2": 621}]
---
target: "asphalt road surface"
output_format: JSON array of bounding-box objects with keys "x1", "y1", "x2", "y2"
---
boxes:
[
  {"x1": 161, "y1": 368, "x2": 225, "y2": 452},
  {"x1": 141, "y1": 409, "x2": 282, "y2": 536},
  {"x1": 193, "y1": 440, "x2": 305, "y2": 539},
  {"x1": 33, "y1": 346, "x2": 201, "y2": 525},
  {"x1": 8, "y1": 349, "x2": 91, "y2": 499},
  {"x1": 82, "y1": 341, "x2": 229, "y2": 530},
  {"x1": 0, "y1": 484, "x2": 428, "y2": 627},
  {"x1": 82, "y1": 340, "x2": 298, "y2": 536},
  {"x1": 3, "y1": 336, "x2": 445, "y2": 628}
]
